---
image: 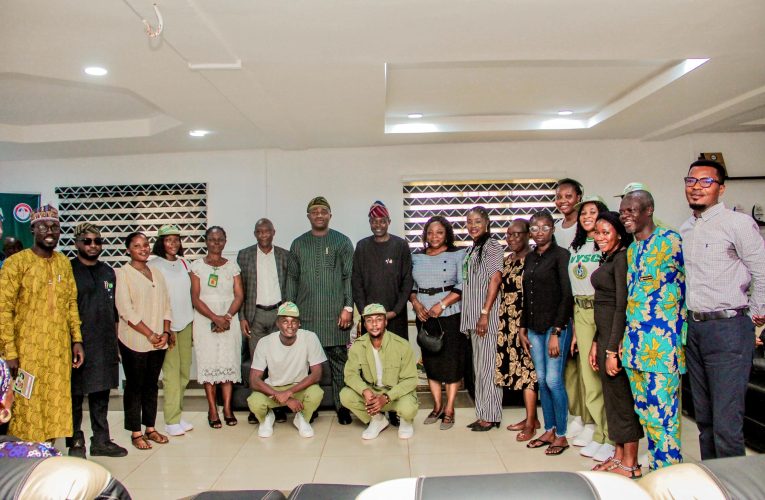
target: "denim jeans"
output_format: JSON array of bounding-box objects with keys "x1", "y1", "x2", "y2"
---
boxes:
[{"x1": 528, "y1": 326, "x2": 571, "y2": 437}]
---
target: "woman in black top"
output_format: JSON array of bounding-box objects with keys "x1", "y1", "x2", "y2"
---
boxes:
[
  {"x1": 522, "y1": 211, "x2": 574, "y2": 455},
  {"x1": 589, "y1": 211, "x2": 643, "y2": 478}
]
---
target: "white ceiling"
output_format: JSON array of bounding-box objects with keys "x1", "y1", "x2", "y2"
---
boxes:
[{"x1": 1, "y1": 0, "x2": 764, "y2": 160}]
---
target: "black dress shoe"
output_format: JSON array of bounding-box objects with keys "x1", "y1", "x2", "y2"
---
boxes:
[
  {"x1": 388, "y1": 411, "x2": 400, "y2": 427},
  {"x1": 68, "y1": 431, "x2": 86, "y2": 459},
  {"x1": 90, "y1": 440, "x2": 128, "y2": 457},
  {"x1": 337, "y1": 407, "x2": 352, "y2": 425},
  {"x1": 274, "y1": 407, "x2": 287, "y2": 423},
  {"x1": 248, "y1": 411, "x2": 258, "y2": 424},
  {"x1": 471, "y1": 421, "x2": 500, "y2": 432}
]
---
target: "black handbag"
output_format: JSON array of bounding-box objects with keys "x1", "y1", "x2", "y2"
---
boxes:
[{"x1": 417, "y1": 318, "x2": 445, "y2": 353}]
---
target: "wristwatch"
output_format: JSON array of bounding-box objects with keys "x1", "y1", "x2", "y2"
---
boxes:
[
  {"x1": 343, "y1": 306, "x2": 353, "y2": 313},
  {"x1": 550, "y1": 328, "x2": 562, "y2": 336},
  {"x1": 439, "y1": 301, "x2": 447, "y2": 309},
  {"x1": 480, "y1": 308, "x2": 488, "y2": 315}
]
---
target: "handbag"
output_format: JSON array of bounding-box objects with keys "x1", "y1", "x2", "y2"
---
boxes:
[{"x1": 417, "y1": 317, "x2": 445, "y2": 354}]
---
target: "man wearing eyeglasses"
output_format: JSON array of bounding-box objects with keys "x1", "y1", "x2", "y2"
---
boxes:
[
  {"x1": 0, "y1": 205, "x2": 84, "y2": 443},
  {"x1": 680, "y1": 159, "x2": 765, "y2": 460},
  {"x1": 66, "y1": 223, "x2": 127, "y2": 458}
]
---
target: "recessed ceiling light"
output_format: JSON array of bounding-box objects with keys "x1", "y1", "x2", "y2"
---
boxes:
[
  {"x1": 407, "y1": 113, "x2": 424, "y2": 119},
  {"x1": 557, "y1": 110, "x2": 573, "y2": 116},
  {"x1": 84, "y1": 66, "x2": 108, "y2": 76},
  {"x1": 189, "y1": 129, "x2": 211, "y2": 137}
]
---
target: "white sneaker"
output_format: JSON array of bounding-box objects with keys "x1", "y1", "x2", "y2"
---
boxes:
[
  {"x1": 592, "y1": 443, "x2": 616, "y2": 462},
  {"x1": 566, "y1": 416, "x2": 584, "y2": 438},
  {"x1": 580, "y1": 440, "x2": 603, "y2": 458},
  {"x1": 572, "y1": 424, "x2": 595, "y2": 447},
  {"x1": 180, "y1": 419, "x2": 194, "y2": 432},
  {"x1": 293, "y1": 412, "x2": 314, "y2": 438},
  {"x1": 361, "y1": 414, "x2": 389, "y2": 440},
  {"x1": 398, "y1": 419, "x2": 414, "y2": 439},
  {"x1": 164, "y1": 423, "x2": 185, "y2": 436},
  {"x1": 258, "y1": 410, "x2": 275, "y2": 438}
]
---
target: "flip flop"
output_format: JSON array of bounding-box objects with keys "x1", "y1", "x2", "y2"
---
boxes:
[
  {"x1": 545, "y1": 444, "x2": 570, "y2": 455},
  {"x1": 526, "y1": 438, "x2": 553, "y2": 449}
]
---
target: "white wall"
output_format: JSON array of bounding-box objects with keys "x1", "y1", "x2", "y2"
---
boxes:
[{"x1": 1, "y1": 132, "x2": 763, "y2": 253}]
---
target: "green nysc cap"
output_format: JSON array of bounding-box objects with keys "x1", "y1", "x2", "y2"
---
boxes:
[
  {"x1": 362, "y1": 303, "x2": 387, "y2": 317},
  {"x1": 277, "y1": 302, "x2": 300, "y2": 318},
  {"x1": 574, "y1": 194, "x2": 607, "y2": 209},
  {"x1": 158, "y1": 224, "x2": 181, "y2": 237},
  {"x1": 615, "y1": 182, "x2": 651, "y2": 198}
]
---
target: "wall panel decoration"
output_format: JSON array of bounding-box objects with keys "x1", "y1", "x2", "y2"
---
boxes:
[
  {"x1": 55, "y1": 183, "x2": 207, "y2": 265},
  {"x1": 403, "y1": 179, "x2": 558, "y2": 250}
]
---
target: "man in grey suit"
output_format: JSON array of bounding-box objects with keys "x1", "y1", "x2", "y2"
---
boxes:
[{"x1": 237, "y1": 218, "x2": 291, "y2": 424}]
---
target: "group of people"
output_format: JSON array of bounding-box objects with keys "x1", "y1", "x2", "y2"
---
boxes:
[{"x1": 0, "y1": 159, "x2": 762, "y2": 478}]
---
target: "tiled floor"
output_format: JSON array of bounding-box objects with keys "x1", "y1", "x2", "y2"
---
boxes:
[{"x1": 58, "y1": 404, "x2": 719, "y2": 500}]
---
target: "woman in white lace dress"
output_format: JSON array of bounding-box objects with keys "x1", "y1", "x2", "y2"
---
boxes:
[{"x1": 191, "y1": 226, "x2": 244, "y2": 428}]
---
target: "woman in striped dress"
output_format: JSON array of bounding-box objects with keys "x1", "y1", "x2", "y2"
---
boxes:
[{"x1": 460, "y1": 206, "x2": 504, "y2": 431}]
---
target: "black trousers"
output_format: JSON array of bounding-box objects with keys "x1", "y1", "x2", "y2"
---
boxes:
[
  {"x1": 66, "y1": 390, "x2": 112, "y2": 446},
  {"x1": 119, "y1": 341, "x2": 166, "y2": 432},
  {"x1": 686, "y1": 315, "x2": 754, "y2": 459},
  {"x1": 324, "y1": 345, "x2": 348, "y2": 411}
]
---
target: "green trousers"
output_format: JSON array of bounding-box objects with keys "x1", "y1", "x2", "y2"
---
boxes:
[
  {"x1": 247, "y1": 383, "x2": 324, "y2": 422},
  {"x1": 573, "y1": 304, "x2": 610, "y2": 444},
  {"x1": 162, "y1": 323, "x2": 193, "y2": 425},
  {"x1": 339, "y1": 387, "x2": 418, "y2": 424},
  {"x1": 565, "y1": 322, "x2": 592, "y2": 425}
]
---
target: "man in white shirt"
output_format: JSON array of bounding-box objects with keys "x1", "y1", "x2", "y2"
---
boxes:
[
  {"x1": 237, "y1": 218, "x2": 292, "y2": 424},
  {"x1": 247, "y1": 302, "x2": 326, "y2": 438},
  {"x1": 680, "y1": 159, "x2": 765, "y2": 459}
]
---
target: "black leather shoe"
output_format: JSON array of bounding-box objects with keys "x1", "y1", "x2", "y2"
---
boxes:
[
  {"x1": 90, "y1": 440, "x2": 128, "y2": 457},
  {"x1": 68, "y1": 431, "x2": 86, "y2": 459},
  {"x1": 248, "y1": 411, "x2": 258, "y2": 424},
  {"x1": 471, "y1": 421, "x2": 500, "y2": 432},
  {"x1": 337, "y1": 407, "x2": 352, "y2": 425},
  {"x1": 388, "y1": 411, "x2": 400, "y2": 427},
  {"x1": 274, "y1": 407, "x2": 287, "y2": 423}
]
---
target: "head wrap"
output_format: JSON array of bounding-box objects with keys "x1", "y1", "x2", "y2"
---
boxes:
[
  {"x1": 158, "y1": 224, "x2": 181, "y2": 237},
  {"x1": 277, "y1": 301, "x2": 300, "y2": 318},
  {"x1": 30, "y1": 204, "x2": 59, "y2": 224},
  {"x1": 307, "y1": 196, "x2": 331, "y2": 213},
  {"x1": 368, "y1": 200, "x2": 390, "y2": 219},
  {"x1": 74, "y1": 222, "x2": 101, "y2": 238},
  {"x1": 0, "y1": 359, "x2": 10, "y2": 402},
  {"x1": 362, "y1": 303, "x2": 387, "y2": 317}
]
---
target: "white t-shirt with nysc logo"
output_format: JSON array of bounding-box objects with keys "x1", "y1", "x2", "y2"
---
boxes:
[
  {"x1": 568, "y1": 239, "x2": 600, "y2": 297},
  {"x1": 252, "y1": 329, "x2": 328, "y2": 386}
]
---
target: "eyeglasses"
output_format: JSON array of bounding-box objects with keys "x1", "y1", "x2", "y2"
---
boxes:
[
  {"x1": 507, "y1": 231, "x2": 528, "y2": 238},
  {"x1": 529, "y1": 225, "x2": 552, "y2": 233},
  {"x1": 79, "y1": 237, "x2": 104, "y2": 246},
  {"x1": 684, "y1": 176, "x2": 721, "y2": 188},
  {"x1": 33, "y1": 223, "x2": 60, "y2": 233}
]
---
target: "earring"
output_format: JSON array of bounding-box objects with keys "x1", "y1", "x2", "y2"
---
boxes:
[{"x1": 0, "y1": 407, "x2": 11, "y2": 424}]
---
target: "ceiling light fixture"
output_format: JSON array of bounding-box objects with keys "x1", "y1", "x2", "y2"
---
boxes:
[
  {"x1": 189, "y1": 130, "x2": 211, "y2": 137},
  {"x1": 407, "y1": 113, "x2": 424, "y2": 119},
  {"x1": 84, "y1": 66, "x2": 108, "y2": 76},
  {"x1": 557, "y1": 110, "x2": 573, "y2": 116}
]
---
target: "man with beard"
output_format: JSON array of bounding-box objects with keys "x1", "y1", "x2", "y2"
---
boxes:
[
  {"x1": 0, "y1": 205, "x2": 84, "y2": 443},
  {"x1": 619, "y1": 189, "x2": 686, "y2": 470},
  {"x1": 680, "y1": 159, "x2": 765, "y2": 459},
  {"x1": 65, "y1": 223, "x2": 126, "y2": 458},
  {"x1": 287, "y1": 196, "x2": 355, "y2": 425},
  {"x1": 340, "y1": 304, "x2": 418, "y2": 440}
]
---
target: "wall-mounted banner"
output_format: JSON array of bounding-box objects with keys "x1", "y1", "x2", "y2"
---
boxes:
[{"x1": 0, "y1": 193, "x2": 40, "y2": 250}]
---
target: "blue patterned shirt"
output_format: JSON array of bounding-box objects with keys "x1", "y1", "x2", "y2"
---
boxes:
[{"x1": 623, "y1": 226, "x2": 687, "y2": 374}]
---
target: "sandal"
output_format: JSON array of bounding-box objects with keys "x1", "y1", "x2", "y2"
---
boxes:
[
  {"x1": 209, "y1": 417, "x2": 222, "y2": 429},
  {"x1": 592, "y1": 458, "x2": 617, "y2": 471},
  {"x1": 144, "y1": 430, "x2": 169, "y2": 444},
  {"x1": 224, "y1": 414, "x2": 238, "y2": 426},
  {"x1": 131, "y1": 434, "x2": 152, "y2": 450},
  {"x1": 545, "y1": 444, "x2": 570, "y2": 456},
  {"x1": 516, "y1": 425, "x2": 537, "y2": 442},
  {"x1": 507, "y1": 419, "x2": 541, "y2": 432},
  {"x1": 440, "y1": 413, "x2": 455, "y2": 430},
  {"x1": 609, "y1": 461, "x2": 642, "y2": 480},
  {"x1": 423, "y1": 409, "x2": 444, "y2": 425},
  {"x1": 526, "y1": 437, "x2": 553, "y2": 449}
]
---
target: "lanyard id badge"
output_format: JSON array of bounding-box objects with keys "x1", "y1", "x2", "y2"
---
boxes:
[{"x1": 208, "y1": 273, "x2": 219, "y2": 288}]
